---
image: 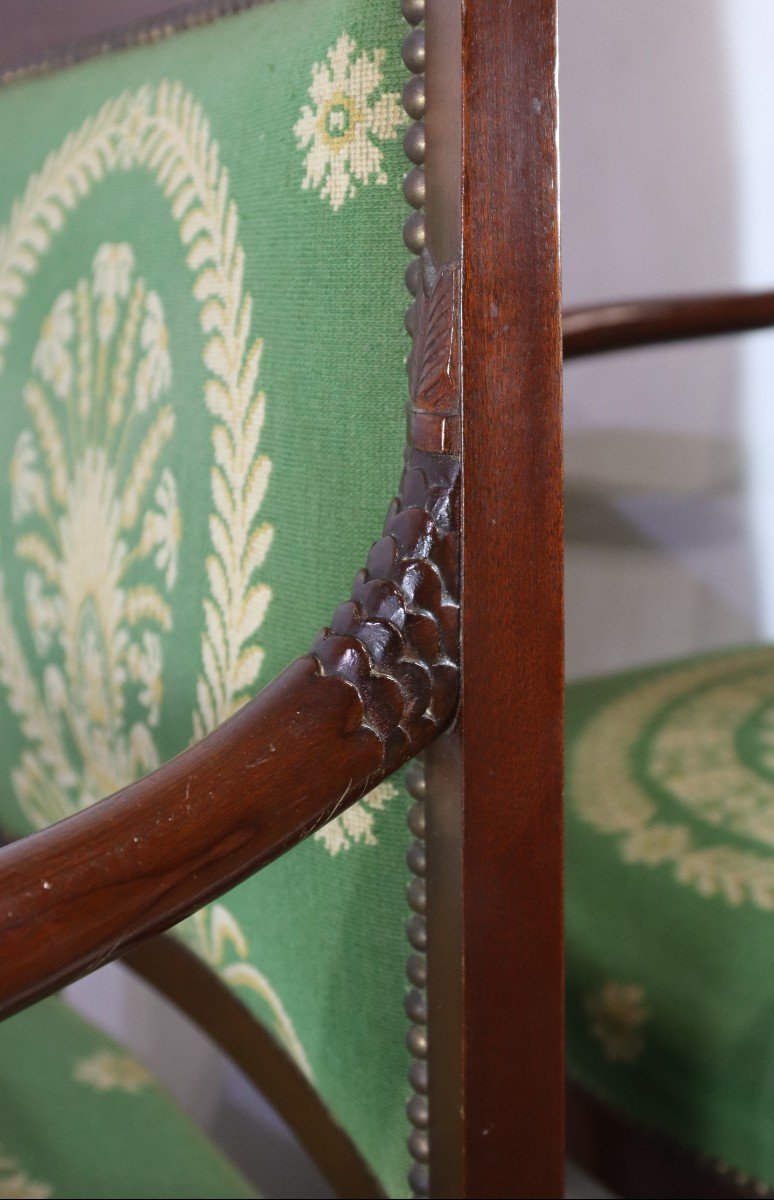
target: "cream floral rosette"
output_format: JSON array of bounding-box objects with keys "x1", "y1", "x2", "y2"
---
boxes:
[{"x1": 294, "y1": 33, "x2": 403, "y2": 211}]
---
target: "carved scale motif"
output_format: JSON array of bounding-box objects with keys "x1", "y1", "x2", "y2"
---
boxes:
[
  {"x1": 303, "y1": 104, "x2": 462, "y2": 799},
  {"x1": 308, "y1": 437, "x2": 459, "y2": 774}
]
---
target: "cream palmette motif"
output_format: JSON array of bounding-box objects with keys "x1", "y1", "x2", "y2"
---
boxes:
[
  {"x1": 294, "y1": 33, "x2": 403, "y2": 211},
  {"x1": 3, "y1": 245, "x2": 178, "y2": 828},
  {"x1": 0, "y1": 87, "x2": 310, "y2": 1061},
  {"x1": 0, "y1": 70, "x2": 404, "y2": 1069},
  {"x1": 0, "y1": 83, "x2": 273, "y2": 761},
  {"x1": 570, "y1": 649, "x2": 774, "y2": 909},
  {"x1": 0, "y1": 77, "x2": 398, "y2": 849}
]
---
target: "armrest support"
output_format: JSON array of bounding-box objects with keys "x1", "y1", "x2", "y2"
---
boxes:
[{"x1": 563, "y1": 289, "x2": 774, "y2": 359}]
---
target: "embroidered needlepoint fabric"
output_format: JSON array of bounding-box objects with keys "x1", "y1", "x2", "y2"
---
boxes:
[
  {"x1": 0, "y1": 996, "x2": 257, "y2": 1198},
  {"x1": 0, "y1": 2, "x2": 414, "y2": 1195},
  {"x1": 566, "y1": 644, "x2": 774, "y2": 1189}
]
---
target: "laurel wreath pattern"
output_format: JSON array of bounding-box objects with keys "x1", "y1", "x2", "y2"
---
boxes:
[
  {"x1": 0, "y1": 82, "x2": 273, "y2": 746},
  {"x1": 569, "y1": 649, "x2": 774, "y2": 909},
  {"x1": 0, "y1": 80, "x2": 320, "y2": 1069}
]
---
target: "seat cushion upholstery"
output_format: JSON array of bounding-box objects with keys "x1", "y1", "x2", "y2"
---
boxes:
[
  {"x1": 0, "y1": 3, "x2": 415, "y2": 1195},
  {"x1": 566, "y1": 644, "x2": 774, "y2": 1190},
  {"x1": 0, "y1": 995, "x2": 256, "y2": 1199}
]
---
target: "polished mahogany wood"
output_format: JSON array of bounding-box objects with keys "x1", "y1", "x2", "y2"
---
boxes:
[
  {"x1": 424, "y1": 1, "x2": 564, "y2": 1196},
  {"x1": 459, "y1": 0, "x2": 564, "y2": 1188},
  {"x1": 0, "y1": 440, "x2": 460, "y2": 1019},
  {"x1": 127, "y1": 936, "x2": 384, "y2": 1200},
  {"x1": 564, "y1": 289, "x2": 774, "y2": 359}
]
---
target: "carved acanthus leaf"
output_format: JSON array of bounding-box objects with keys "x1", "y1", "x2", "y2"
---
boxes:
[{"x1": 408, "y1": 253, "x2": 461, "y2": 455}]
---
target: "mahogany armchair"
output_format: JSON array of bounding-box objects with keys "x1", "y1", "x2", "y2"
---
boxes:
[
  {"x1": 0, "y1": 1, "x2": 562, "y2": 1197},
  {"x1": 3, "y1": 2, "x2": 774, "y2": 1199}
]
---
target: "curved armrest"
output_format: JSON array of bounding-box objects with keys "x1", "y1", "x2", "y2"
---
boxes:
[
  {"x1": 0, "y1": 258, "x2": 462, "y2": 1021},
  {"x1": 563, "y1": 289, "x2": 774, "y2": 359}
]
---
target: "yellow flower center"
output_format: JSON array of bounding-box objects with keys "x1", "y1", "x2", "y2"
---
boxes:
[{"x1": 318, "y1": 91, "x2": 362, "y2": 150}]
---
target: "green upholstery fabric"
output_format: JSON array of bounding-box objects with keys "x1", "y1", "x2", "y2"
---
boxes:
[
  {"x1": 0, "y1": 995, "x2": 256, "y2": 1198},
  {"x1": 566, "y1": 644, "x2": 774, "y2": 1189},
  {"x1": 0, "y1": 4, "x2": 415, "y2": 1196}
]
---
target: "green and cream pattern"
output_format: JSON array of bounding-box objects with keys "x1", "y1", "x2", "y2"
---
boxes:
[
  {"x1": 0, "y1": 77, "x2": 275, "y2": 766},
  {"x1": 4, "y1": 244, "x2": 179, "y2": 828},
  {"x1": 0, "y1": 3, "x2": 414, "y2": 1196},
  {"x1": 314, "y1": 776, "x2": 400, "y2": 855},
  {"x1": 294, "y1": 32, "x2": 403, "y2": 211},
  {"x1": 180, "y1": 904, "x2": 312, "y2": 1078},
  {"x1": 0, "y1": 997, "x2": 256, "y2": 1198},
  {"x1": 73, "y1": 1049, "x2": 153, "y2": 1095},
  {"x1": 0, "y1": 1153, "x2": 51, "y2": 1200},
  {"x1": 566, "y1": 646, "x2": 774, "y2": 1191},
  {"x1": 571, "y1": 648, "x2": 774, "y2": 908}
]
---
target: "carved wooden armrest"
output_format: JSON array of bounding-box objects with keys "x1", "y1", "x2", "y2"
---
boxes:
[
  {"x1": 0, "y1": 256, "x2": 460, "y2": 1021},
  {"x1": 564, "y1": 288, "x2": 774, "y2": 359}
]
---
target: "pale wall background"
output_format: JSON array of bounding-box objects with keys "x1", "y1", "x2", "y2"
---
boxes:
[
  {"x1": 66, "y1": 3, "x2": 774, "y2": 1196},
  {"x1": 564, "y1": 0, "x2": 765, "y2": 684}
]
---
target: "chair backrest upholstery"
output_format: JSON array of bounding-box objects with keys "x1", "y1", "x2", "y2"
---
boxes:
[{"x1": 0, "y1": 2, "x2": 565, "y2": 1196}]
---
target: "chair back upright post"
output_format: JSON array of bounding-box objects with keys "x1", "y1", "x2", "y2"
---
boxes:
[{"x1": 422, "y1": 2, "x2": 564, "y2": 1197}]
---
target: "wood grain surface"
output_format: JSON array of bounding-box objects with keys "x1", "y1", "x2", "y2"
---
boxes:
[
  {"x1": 564, "y1": 289, "x2": 774, "y2": 359},
  {"x1": 424, "y1": 1, "x2": 565, "y2": 1196}
]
